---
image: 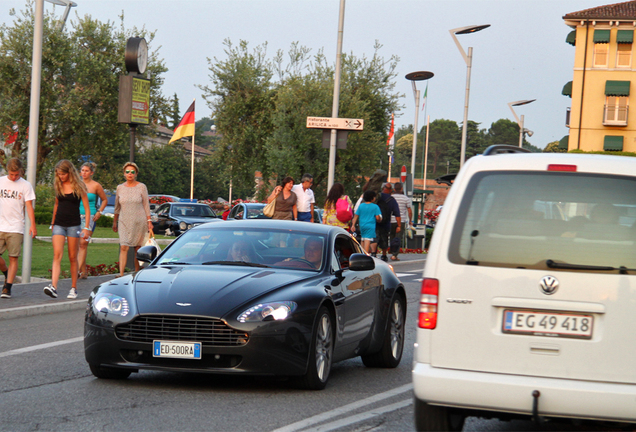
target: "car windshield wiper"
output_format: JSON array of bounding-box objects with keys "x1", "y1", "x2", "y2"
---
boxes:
[
  {"x1": 546, "y1": 259, "x2": 636, "y2": 274},
  {"x1": 202, "y1": 260, "x2": 270, "y2": 268},
  {"x1": 159, "y1": 262, "x2": 191, "y2": 265}
]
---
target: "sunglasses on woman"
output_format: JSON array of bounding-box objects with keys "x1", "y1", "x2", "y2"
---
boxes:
[{"x1": 125, "y1": 170, "x2": 136, "y2": 174}]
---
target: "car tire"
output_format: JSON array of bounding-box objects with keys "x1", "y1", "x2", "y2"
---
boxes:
[
  {"x1": 361, "y1": 294, "x2": 405, "y2": 368},
  {"x1": 297, "y1": 307, "x2": 333, "y2": 390},
  {"x1": 89, "y1": 364, "x2": 132, "y2": 380},
  {"x1": 414, "y1": 398, "x2": 465, "y2": 432}
]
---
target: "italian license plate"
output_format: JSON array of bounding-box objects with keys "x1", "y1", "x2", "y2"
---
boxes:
[
  {"x1": 502, "y1": 309, "x2": 593, "y2": 339},
  {"x1": 153, "y1": 340, "x2": 202, "y2": 359}
]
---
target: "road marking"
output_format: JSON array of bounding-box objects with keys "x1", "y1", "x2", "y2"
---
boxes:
[
  {"x1": 271, "y1": 383, "x2": 412, "y2": 432},
  {"x1": 0, "y1": 336, "x2": 83, "y2": 358},
  {"x1": 395, "y1": 272, "x2": 420, "y2": 278},
  {"x1": 313, "y1": 399, "x2": 412, "y2": 431}
]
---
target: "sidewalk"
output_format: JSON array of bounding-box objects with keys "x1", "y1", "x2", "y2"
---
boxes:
[{"x1": 0, "y1": 253, "x2": 426, "y2": 321}]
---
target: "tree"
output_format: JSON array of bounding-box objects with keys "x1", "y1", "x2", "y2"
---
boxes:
[
  {"x1": 201, "y1": 40, "x2": 402, "y2": 203},
  {"x1": 427, "y1": 119, "x2": 460, "y2": 175},
  {"x1": 544, "y1": 140, "x2": 566, "y2": 153},
  {"x1": 0, "y1": 4, "x2": 169, "y2": 188},
  {"x1": 199, "y1": 39, "x2": 275, "y2": 199}
]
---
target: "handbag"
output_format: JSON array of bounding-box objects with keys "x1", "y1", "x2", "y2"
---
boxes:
[
  {"x1": 138, "y1": 231, "x2": 161, "y2": 267},
  {"x1": 336, "y1": 196, "x2": 353, "y2": 223},
  {"x1": 263, "y1": 198, "x2": 276, "y2": 218}
]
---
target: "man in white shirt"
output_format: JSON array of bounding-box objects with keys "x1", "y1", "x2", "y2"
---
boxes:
[
  {"x1": 0, "y1": 158, "x2": 37, "y2": 299},
  {"x1": 389, "y1": 182, "x2": 412, "y2": 261},
  {"x1": 292, "y1": 173, "x2": 315, "y2": 222}
]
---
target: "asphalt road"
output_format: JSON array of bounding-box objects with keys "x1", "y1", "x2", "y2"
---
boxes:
[{"x1": 1, "y1": 257, "x2": 621, "y2": 432}]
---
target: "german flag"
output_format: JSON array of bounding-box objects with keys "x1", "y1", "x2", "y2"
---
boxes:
[{"x1": 169, "y1": 101, "x2": 195, "y2": 143}]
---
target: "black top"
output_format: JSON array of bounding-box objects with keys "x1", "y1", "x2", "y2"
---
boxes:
[{"x1": 54, "y1": 193, "x2": 81, "y2": 227}]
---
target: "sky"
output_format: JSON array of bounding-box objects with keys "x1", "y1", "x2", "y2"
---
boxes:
[{"x1": 1, "y1": 0, "x2": 605, "y2": 149}]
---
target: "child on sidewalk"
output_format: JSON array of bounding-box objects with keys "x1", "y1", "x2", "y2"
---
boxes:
[{"x1": 351, "y1": 190, "x2": 382, "y2": 254}]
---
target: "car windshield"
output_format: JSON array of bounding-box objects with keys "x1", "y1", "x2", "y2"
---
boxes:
[
  {"x1": 170, "y1": 205, "x2": 215, "y2": 218},
  {"x1": 246, "y1": 206, "x2": 265, "y2": 219},
  {"x1": 449, "y1": 171, "x2": 636, "y2": 271},
  {"x1": 156, "y1": 227, "x2": 326, "y2": 271}
]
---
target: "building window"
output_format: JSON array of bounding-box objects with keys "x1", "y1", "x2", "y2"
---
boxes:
[
  {"x1": 594, "y1": 43, "x2": 609, "y2": 67},
  {"x1": 603, "y1": 135, "x2": 623, "y2": 151},
  {"x1": 604, "y1": 96, "x2": 628, "y2": 126},
  {"x1": 617, "y1": 43, "x2": 632, "y2": 67}
]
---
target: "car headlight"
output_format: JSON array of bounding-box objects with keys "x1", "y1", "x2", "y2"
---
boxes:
[
  {"x1": 238, "y1": 301, "x2": 297, "y2": 323},
  {"x1": 93, "y1": 293, "x2": 130, "y2": 316},
  {"x1": 179, "y1": 221, "x2": 187, "y2": 230}
]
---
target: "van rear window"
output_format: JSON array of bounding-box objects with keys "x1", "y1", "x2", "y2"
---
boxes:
[{"x1": 448, "y1": 171, "x2": 636, "y2": 272}]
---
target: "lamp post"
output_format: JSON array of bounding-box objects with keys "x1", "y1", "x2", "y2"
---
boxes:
[
  {"x1": 508, "y1": 99, "x2": 536, "y2": 148},
  {"x1": 22, "y1": 0, "x2": 78, "y2": 283},
  {"x1": 449, "y1": 24, "x2": 490, "y2": 168},
  {"x1": 405, "y1": 71, "x2": 434, "y2": 188},
  {"x1": 46, "y1": 0, "x2": 77, "y2": 30}
]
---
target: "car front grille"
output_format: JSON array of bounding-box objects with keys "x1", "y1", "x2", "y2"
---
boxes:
[{"x1": 115, "y1": 315, "x2": 249, "y2": 346}]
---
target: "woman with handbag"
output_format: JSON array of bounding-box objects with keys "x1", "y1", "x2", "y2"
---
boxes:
[
  {"x1": 322, "y1": 182, "x2": 353, "y2": 230},
  {"x1": 267, "y1": 176, "x2": 298, "y2": 220},
  {"x1": 112, "y1": 162, "x2": 153, "y2": 276}
]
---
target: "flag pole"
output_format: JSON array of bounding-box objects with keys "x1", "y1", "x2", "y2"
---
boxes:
[{"x1": 190, "y1": 99, "x2": 195, "y2": 200}]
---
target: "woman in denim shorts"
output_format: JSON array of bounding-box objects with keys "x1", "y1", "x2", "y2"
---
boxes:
[{"x1": 43, "y1": 160, "x2": 92, "y2": 300}]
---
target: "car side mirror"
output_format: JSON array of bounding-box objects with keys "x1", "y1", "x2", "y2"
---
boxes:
[
  {"x1": 137, "y1": 245, "x2": 158, "y2": 263},
  {"x1": 348, "y1": 253, "x2": 375, "y2": 271}
]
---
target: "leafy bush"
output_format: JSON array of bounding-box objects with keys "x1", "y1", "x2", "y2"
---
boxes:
[
  {"x1": 35, "y1": 184, "x2": 55, "y2": 208},
  {"x1": 425, "y1": 228, "x2": 434, "y2": 250},
  {"x1": 96, "y1": 215, "x2": 114, "y2": 228}
]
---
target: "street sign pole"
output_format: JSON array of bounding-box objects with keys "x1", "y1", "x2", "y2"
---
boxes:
[{"x1": 327, "y1": 0, "x2": 346, "y2": 192}]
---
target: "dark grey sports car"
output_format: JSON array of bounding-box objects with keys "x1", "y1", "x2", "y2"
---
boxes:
[{"x1": 84, "y1": 220, "x2": 406, "y2": 389}]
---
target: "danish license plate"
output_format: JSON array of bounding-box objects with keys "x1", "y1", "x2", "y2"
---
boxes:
[
  {"x1": 153, "y1": 340, "x2": 202, "y2": 359},
  {"x1": 502, "y1": 309, "x2": 593, "y2": 339}
]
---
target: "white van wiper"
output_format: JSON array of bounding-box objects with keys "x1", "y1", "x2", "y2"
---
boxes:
[{"x1": 546, "y1": 259, "x2": 635, "y2": 274}]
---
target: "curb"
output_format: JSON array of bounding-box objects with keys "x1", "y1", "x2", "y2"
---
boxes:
[
  {"x1": 35, "y1": 236, "x2": 174, "y2": 245},
  {"x1": 0, "y1": 300, "x2": 86, "y2": 321}
]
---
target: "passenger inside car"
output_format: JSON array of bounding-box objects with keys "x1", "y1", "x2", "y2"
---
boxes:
[{"x1": 226, "y1": 240, "x2": 260, "y2": 263}]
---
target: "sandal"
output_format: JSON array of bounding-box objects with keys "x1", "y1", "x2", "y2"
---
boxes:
[
  {"x1": 391, "y1": 256, "x2": 399, "y2": 261},
  {"x1": 79, "y1": 271, "x2": 88, "y2": 279}
]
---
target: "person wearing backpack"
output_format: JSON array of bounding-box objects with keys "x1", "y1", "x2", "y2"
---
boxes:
[
  {"x1": 372, "y1": 182, "x2": 401, "y2": 261},
  {"x1": 322, "y1": 182, "x2": 353, "y2": 230},
  {"x1": 351, "y1": 190, "x2": 382, "y2": 253}
]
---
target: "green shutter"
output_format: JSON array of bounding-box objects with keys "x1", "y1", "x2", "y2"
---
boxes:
[
  {"x1": 562, "y1": 81, "x2": 573, "y2": 97},
  {"x1": 559, "y1": 135, "x2": 569, "y2": 150},
  {"x1": 617, "y1": 30, "x2": 634, "y2": 44},
  {"x1": 604, "y1": 136, "x2": 623, "y2": 151},
  {"x1": 594, "y1": 29, "x2": 610, "y2": 43},
  {"x1": 566, "y1": 30, "x2": 576, "y2": 46},
  {"x1": 605, "y1": 80, "x2": 630, "y2": 96}
]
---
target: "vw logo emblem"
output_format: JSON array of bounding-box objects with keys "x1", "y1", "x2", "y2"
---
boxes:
[{"x1": 539, "y1": 276, "x2": 559, "y2": 295}]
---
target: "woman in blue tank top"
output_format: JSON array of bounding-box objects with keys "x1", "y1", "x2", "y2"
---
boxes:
[{"x1": 78, "y1": 162, "x2": 108, "y2": 279}]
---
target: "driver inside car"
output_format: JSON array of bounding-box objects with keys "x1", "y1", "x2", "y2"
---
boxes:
[{"x1": 275, "y1": 237, "x2": 323, "y2": 269}]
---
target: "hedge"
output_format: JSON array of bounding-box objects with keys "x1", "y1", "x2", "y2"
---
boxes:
[{"x1": 34, "y1": 207, "x2": 113, "y2": 227}]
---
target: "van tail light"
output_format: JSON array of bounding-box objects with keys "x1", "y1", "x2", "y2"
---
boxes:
[{"x1": 419, "y1": 278, "x2": 439, "y2": 329}]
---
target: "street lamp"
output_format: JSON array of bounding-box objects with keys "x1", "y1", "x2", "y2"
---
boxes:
[
  {"x1": 405, "y1": 71, "x2": 434, "y2": 187},
  {"x1": 508, "y1": 99, "x2": 536, "y2": 148},
  {"x1": 46, "y1": 0, "x2": 78, "y2": 30},
  {"x1": 449, "y1": 24, "x2": 490, "y2": 168}
]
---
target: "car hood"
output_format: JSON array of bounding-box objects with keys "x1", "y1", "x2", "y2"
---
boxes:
[
  {"x1": 133, "y1": 265, "x2": 309, "y2": 317},
  {"x1": 171, "y1": 216, "x2": 220, "y2": 224}
]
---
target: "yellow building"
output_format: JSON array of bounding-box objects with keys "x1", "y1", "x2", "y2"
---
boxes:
[{"x1": 562, "y1": 1, "x2": 636, "y2": 152}]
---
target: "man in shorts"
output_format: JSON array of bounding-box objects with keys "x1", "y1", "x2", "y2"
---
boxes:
[{"x1": 0, "y1": 158, "x2": 37, "y2": 299}]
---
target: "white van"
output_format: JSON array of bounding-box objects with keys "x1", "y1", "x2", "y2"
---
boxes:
[{"x1": 413, "y1": 146, "x2": 636, "y2": 430}]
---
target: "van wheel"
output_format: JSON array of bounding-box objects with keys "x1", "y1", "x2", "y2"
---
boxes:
[
  {"x1": 361, "y1": 294, "x2": 405, "y2": 368},
  {"x1": 89, "y1": 364, "x2": 131, "y2": 380},
  {"x1": 297, "y1": 307, "x2": 333, "y2": 390},
  {"x1": 414, "y1": 398, "x2": 465, "y2": 432}
]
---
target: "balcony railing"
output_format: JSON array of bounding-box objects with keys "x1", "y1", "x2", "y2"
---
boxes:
[{"x1": 604, "y1": 105, "x2": 628, "y2": 126}]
